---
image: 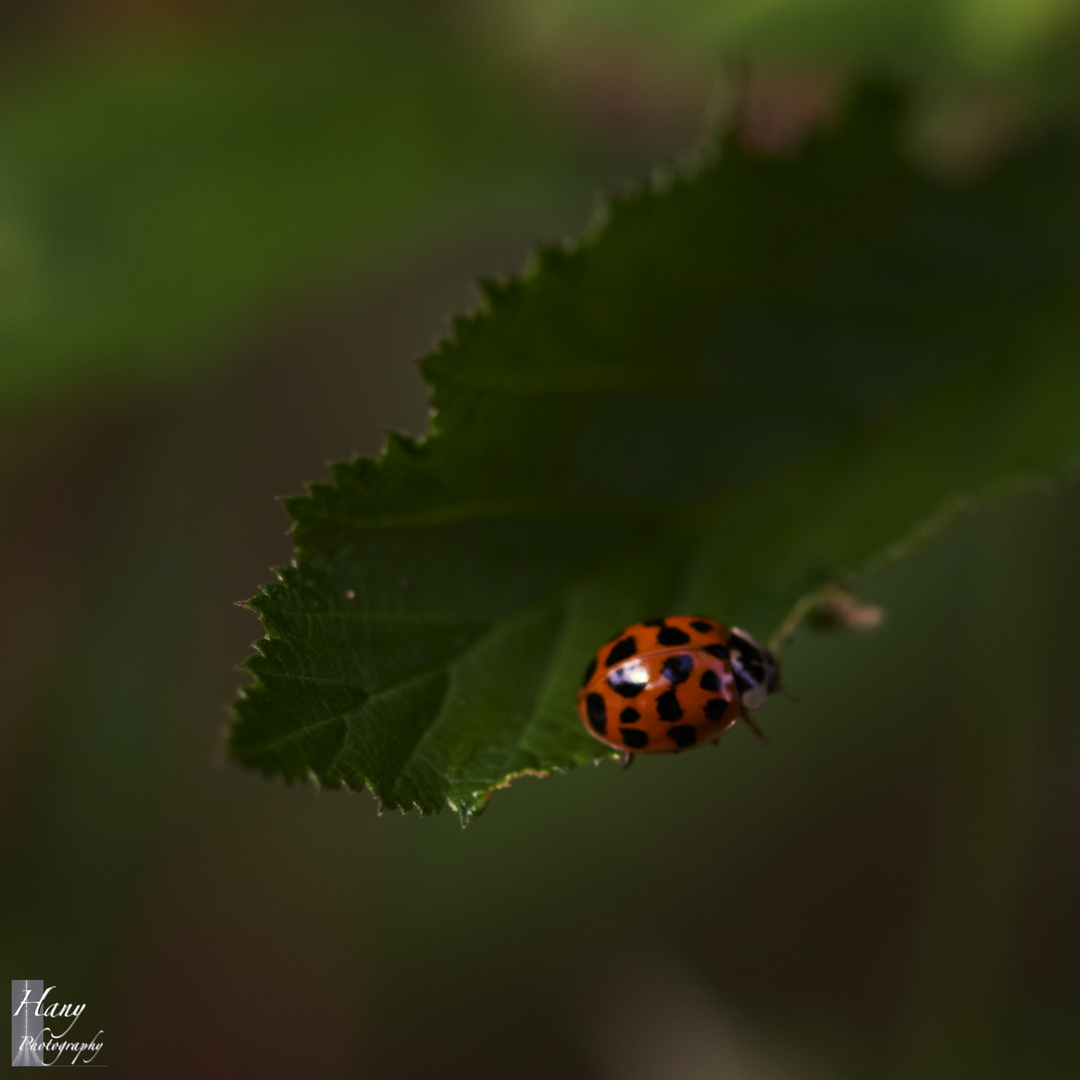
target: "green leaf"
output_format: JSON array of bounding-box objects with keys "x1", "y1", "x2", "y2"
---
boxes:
[{"x1": 229, "y1": 86, "x2": 1080, "y2": 820}]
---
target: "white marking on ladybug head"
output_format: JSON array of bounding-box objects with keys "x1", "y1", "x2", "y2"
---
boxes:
[
  {"x1": 728, "y1": 626, "x2": 778, "y2": 707},
  {"x1": 741, "y1": 682, "x2": 769, "y2": 711},
  {"x1": 731, "y1": 626, "x2": 763, "y2": 650}
]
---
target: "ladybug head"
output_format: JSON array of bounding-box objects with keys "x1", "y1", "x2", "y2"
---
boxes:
[{"x1": 728, "y1": 627, "x2": 780, "y2": 711}]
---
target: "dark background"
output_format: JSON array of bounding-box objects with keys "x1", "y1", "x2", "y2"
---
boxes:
[{"x1": 2, "y1": 2, "x2": 1079, "y2": 1077}]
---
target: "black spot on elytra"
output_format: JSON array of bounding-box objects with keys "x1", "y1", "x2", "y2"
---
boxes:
[
  {"x1": 656, "y1": 689, "x2": 683, "y2": 722},
  {"x1": 656, "y1": 625, "x2": 691, "y2": 646},
  {"x1": 661, "y1": 654, "x2": 694, "y2": 685},
  {"x1": 620, "y1": 707, "x2": 641, "y2": 724},
  {"x1": 621, "y1": 727, "x2": 648, "y2": 749},
  {"x1": 585, "y1": 693, "x2": 607, "y2": 734},
  {"x1": 699, "y1": 669, "x2": 721, "y2": 692},
  {"x1": 704, "y1": 643, "x2": 729, "y2": 660},
  {"x1": 608, "y1": 666, "x2": 648, "y2": 698},
  {"x1": 581, "y1": 657, "x2": 597, "y2": 687},
  {"x1": 668, "y1": 724, "x2": 697, "y2": 748},
  {"x1": 606, "y1": 636, "x2": 637, "y2": 667},
  {"x1": 705, "y1": 698, "x2": 730, "y2": 721},
  {"x1": 691, "y1": 619, "x2": 714, "y2": 633}
]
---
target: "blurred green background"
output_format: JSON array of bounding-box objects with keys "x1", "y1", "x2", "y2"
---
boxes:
[{"x1": 2, "y1": 1, "x2": 1079, "y2": 1077}]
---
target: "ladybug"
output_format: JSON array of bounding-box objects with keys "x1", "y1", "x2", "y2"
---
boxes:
[{"x1": 576, "y1": 615, "x2": 779, "y2": 760}]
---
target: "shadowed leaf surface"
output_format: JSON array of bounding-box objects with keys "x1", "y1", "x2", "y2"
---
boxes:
[{"x1": 229, "y1": 87, "x2": 1080, "y2": 820}]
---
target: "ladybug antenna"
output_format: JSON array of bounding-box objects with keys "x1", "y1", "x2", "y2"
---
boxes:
[{"x1": 740, "y1": 711, "x2": 769, "y2": 745}]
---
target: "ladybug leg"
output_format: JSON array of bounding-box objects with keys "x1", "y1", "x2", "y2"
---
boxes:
[
  {"x1": 740, "y1": 708, "x2": 769, "y2": 744},
  {"x1": 620, "y1": 750, "x2": 635, "y2": 770}
]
